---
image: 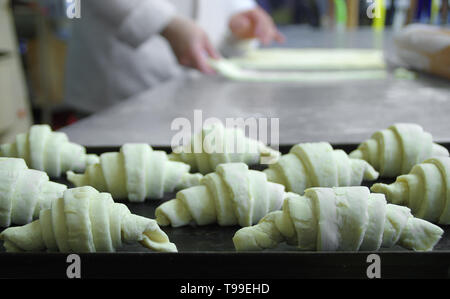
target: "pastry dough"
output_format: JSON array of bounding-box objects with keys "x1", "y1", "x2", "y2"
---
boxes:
[
  {"x1": 0, "y1": 158, "x2": 67, "y2": 227},
  {"x1": 233, "y1": 186, "x2": 443, "y2": 252},
  {"x1": 0, "y1": 124, "x2": 99, "y2": 178},
  {"x1": 0, "y1": 186, "x2": 177, "y2": 253},
  {"x1": 67, "y1": 143, "x2": 202, "y2": 201},
  {"x1": 169, "y1": 122, "x2": 280, "y2": 174},
  {"x1": 371, "y1": 156, "x2": 450, "y2": 224},
  {"x1": 155, "y1": 163, "x2": 286, "y2": 227},
  {"x1": 350, "y1": 123, "x2": 449, "y2": 178},
  {"x1": 209, "y1": 59, "x2": 388, "y2": 83},
  {"x1": 229, "y1": 48, "x2": 386, "y2": 70},
  {"x1": 264, "y1": 142, "x2": 379, "y2": 195}
]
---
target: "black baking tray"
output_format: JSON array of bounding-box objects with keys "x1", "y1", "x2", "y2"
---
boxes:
[{"x1": 0, "y1": 143, "x2": 449, "y2": 279}]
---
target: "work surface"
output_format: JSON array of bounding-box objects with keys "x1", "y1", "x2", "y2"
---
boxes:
[{"x1": 61, "y1": 26, "x2": 450, "y2": 146}]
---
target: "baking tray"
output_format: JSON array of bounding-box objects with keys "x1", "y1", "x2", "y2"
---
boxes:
[{"x1": 0, "y1": 143, "x2": 449, "y2": 279}]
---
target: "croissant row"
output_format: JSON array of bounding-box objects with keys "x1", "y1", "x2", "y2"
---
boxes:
[
  {"x1": 67, "y1": 143, "x2": 202, "y2": 201},
  {"x1": 155, "y1": 163, "x2": 286, "y2": 227},
  {"x1": 264, "y1": 142, "x2": 379, "y2": 195},
  {"x1": 371, "y1": 156, "x2": 450, "y2": 224},
  {"x1": 0, "y1": 158, "x2": 67, "y2": 227},
  {"x1": 169, "y1": 122, "x2": 280, "y2": 174},
  {"x1": 0, "y1": 186, "x2": 177, "y2": 253},
  {"x1": 233, "y1": 186, "x2": 443, "y2": 252},
  {"x1": 0, "y1": 125, "x2": 99, "y2": 178},
  {"x1": 350, "y1": 123, "x2": 449, "y2": 177},
  {"x1": 0, "y1": 122, "x2": 446, "y2": 254}
]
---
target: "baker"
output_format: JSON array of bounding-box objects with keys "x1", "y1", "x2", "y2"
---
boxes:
[{"x1": 64, "y1": 0, "x2": 284, "y2": 115}]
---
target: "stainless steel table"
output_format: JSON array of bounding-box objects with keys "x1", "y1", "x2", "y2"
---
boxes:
[{"x1": 61, "y1": 26, "x2": 450, "y2": 147}]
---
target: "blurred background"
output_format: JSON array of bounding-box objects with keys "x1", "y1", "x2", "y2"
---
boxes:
[{"x1": 1, "y1": 0, "x2": 449, "y2": 142}]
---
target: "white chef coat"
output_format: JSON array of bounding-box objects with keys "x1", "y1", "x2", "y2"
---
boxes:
[
  {"x1": 64, "y1": 0, "x2": 256, "y2": 114},
  {"x1": 0, "y1": 0, "x2": 32, "y2": 143}
]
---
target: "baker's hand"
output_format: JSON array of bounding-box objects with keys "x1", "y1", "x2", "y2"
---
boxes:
[
  {"x1": 229, "y1": 7, "x2": 285, "y2": 45},
  {"x1": 162, "y1": 16, "x2": 220, "y2": 74}
]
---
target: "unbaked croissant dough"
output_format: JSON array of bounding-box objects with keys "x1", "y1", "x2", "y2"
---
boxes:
[
  {"x1": 350, "y1": 123, "x2": 449, "y2": 178},
  {"x1": 371, "y1": 156, "x2": 450, "y2": 224},
  {"x1": 0, "y1": 124, "x2": 99, "y2": 178},
  {"x1": 233, "y1": 186, "x2": 443, "y2": 252},
  {"x1": 67, "y1": 143, "x2": 202, "y2": 201},
  {"x1": 229, "y1": 48, "x2": 386, "y2": 70},
  {"x1": 0, "y1": 186, "x2": 177, "y2": 253},
  {"x1": 0, "y1": 157, "x2": 67, "y2": 227},
  {"x1": 209, "y1": 59, "x2": 387, "y2": 83},
  {"x1": 169, "y1": 122, "x2": 280, "y2": 175},
  {"x1": 155, "y1": 163, "x2": 286, "y2": 227},
  {"x1": 264, "y1": 142, "x2": 379, "y2": 195}
]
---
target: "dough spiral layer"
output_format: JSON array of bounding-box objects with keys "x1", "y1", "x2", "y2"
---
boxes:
[
  {"x1": 67, "y1": 143, "x2": 202, "y2": 201},
  {"x1": 264, "y1": 142, "x2": 379, "y2": 195},
  {"x1": 233, "y1": 186, "x2": 443, "y2": 251},
  {"x1": 0, "y1": 158, "x2": 67, "y2": 227},
  {"x1": 0, "y1": 125, "x2": 99, "y2": 178},
  {"x1": 0, "y1": 186, "x2": 177, "y2": 253},
  {"x1": 155, "y1": 163, "x2": 286, "y2": 227},
  {"x1": 371, "y1": 157, "x2": 450, "y2": 224},
  {"x1": 349, "y1": 123, "x2": 449, "y2": 177}
]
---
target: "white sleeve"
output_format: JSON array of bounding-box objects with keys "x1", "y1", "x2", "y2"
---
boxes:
[
  {"x1": 228, "y1": 0, "x2": 257, "y2": 15},
  {"x1": 86, "y1": 0, "x2": 177, "y2": 48}
]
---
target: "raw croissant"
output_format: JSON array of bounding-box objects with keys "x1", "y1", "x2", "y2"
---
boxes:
[
  {"x1": 233, "y1": 186, "x2": 443, "y2": 252},
  {"x1": 169, "y1": 122, "x2": 280, "y2": 174},
  {"x1": 67, "y1": 143, "x2": 202, "y2": 201},
  {"x1": 349, "y1": 123, "x2": 449, "y2": 177},
  {"x1": 0, "y1": 158, "x2": 67, "y2": 227},
  {"x1": 264, "y1": 142, "x2": 379, "y2": 195},
  {"x1": 155, "y1": 163, "x2": 286, "y2": 227},
  {"x1": 0, "y1": 124, "x2": 99, "y2": 178},
  {"x1": 0, "y1": 186, "x2": 178, "y2": 253},
  {"x1": 371, "y1": 156, "x2": 450, "y2": 224}
]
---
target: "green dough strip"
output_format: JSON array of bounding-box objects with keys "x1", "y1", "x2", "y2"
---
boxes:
[
  {"x1": 209, "y1": 59, "x2": 387, "y2": 83},
  {"x1": 228, "y1": 48, "x2": 386, "y2": 70}
]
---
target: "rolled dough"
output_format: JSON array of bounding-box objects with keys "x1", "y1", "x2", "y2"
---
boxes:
[
  {"x1": 229, "y1": 48, "x2": 386, "y2": 70},
  {"x1": 209, "y1": 48, "x2": 388, "y2": 82}
]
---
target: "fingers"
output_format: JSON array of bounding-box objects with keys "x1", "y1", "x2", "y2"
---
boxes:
[
  {"x1": 188, "y1": 40, "x2": 217, "y2": 75},
  {"x1": 180, "y1": 51, "x2": 215, "y2": 74},
  {"x1": 274, "y1": 31, "x2": 286, "y2": 44},
  {"x1": 193, "y1": 52, "x2": 215, "y2": 75},
  {"x1": 252, "y1": 9, "x2": 282, "y2": 45},
  {"x1": 177, "y1": 36, "x2": 218, "y2": 74},
  {"x1": 233, "y1": 8, "x2": 285, "y2": 45},
  {"x1": 163, "y1": 16, "x2": 219, "y2": 75},
  {"x1": 229, "y1": 14, "x2": 254, "y2": 39},
  {"x1": 246, "y1": 10, "x2": 267, "y2": 42},
  {"x1": 204, "y1": 37, "x2": 221, "y2": 60}
]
